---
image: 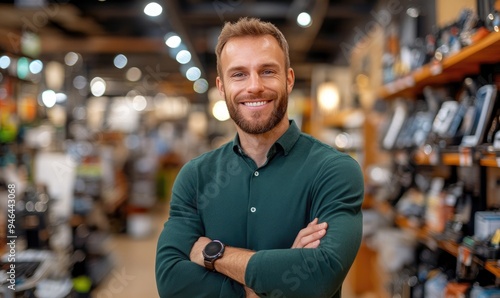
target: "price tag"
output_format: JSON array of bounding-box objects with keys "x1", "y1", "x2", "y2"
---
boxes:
[
  {"x1": 497, "y1": 157, "x2": 500, "y2": 167},
  {"x1": 430, "y1": 63, "x2": 442, "y2": 76},
  {"x1": 430, "y1": 151, "x2": 439, "y2": 165},
  {"x1": 459, "y1": 147, "x2": 472, "y2": 166}
]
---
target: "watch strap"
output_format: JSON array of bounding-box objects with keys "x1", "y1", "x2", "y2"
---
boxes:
[{"x1": 204, "y1": 259, "x2": 216, "y2": 271}]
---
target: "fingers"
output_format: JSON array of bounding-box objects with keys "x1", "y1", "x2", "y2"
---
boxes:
[
  {"x1": 298, "y1": 226, "x2": 326, "y2": 247},
  {"x1": 291, "y1": 218, "x2": 328, "y2": 248},
  {"x1": 307, "y1": 217, "x2": 319, "y2": 227},
  {"x1": 304, "y1": 239, "x2": 321, "y2": 249}
]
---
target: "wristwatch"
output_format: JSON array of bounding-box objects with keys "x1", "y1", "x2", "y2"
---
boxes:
[{"x1": 202, "y1": 240, "x2": 225, "y2": 271}]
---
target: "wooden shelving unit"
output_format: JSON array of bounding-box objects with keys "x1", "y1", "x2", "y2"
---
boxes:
[
  {"x1": 395, "y1": 215, "x2": 500, "y2": 279},
  {"x1": 379, "y1": 32, "x2": 500, "y2": 99},
  {"x1": 411, "y1": 148, "x2": 500, "y2": 169},
  {"x1": 480, "y1": 151, "x2": 500, "y2": 168},
  {"x1": 373, "y1": 25, "x2": 500, "y2": 294}
]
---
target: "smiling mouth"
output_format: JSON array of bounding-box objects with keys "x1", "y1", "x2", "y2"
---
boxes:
[{"x1": 243, "y1": 101, "x2": 269, "y2": 107}]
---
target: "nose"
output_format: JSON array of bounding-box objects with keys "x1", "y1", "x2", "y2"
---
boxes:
[{"x1": 246, "y1": 72, "x2": 264, "y2": 94}]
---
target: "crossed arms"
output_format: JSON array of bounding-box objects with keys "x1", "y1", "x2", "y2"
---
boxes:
[
  {"x1": 188, "y1": 218, "x2": 328, "y2": 297},
  {"x1": 155, "y1": 155, "x2": 364, "y2": 298}
]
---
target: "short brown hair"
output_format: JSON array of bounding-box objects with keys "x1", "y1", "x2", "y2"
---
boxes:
[{"x1": 215, "y1": 17, "x2": 290, "y2": 78}]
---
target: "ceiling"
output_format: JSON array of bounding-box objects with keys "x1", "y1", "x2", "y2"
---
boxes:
[{"x1": 0, "y1": 0, "x2": 380, "y2": 102}]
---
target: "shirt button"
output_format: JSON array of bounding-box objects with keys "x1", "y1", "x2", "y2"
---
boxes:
[
  {"x1": 250, "y1": 207, "x2": 256, "y2": 213},
  {"x1": 254, "y1": 171, "x2": 259, "y2": 177}
]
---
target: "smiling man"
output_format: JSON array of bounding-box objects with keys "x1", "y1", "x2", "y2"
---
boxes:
[{"x1": 155, "y1": 17, "x2": 364, "y2": 298}]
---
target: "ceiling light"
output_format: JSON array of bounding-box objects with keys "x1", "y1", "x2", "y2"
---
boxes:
[
  {"x1": 0, "y1": 56, "x2": 11, "y2": 69},
  {"x1": 90, "y1": 77, "x2": 106, "y2": 97},
  {"x1": 114, "y1": 54, "x2": 128, "y2": 69},
  {"x1": 41, "y1": 90, "x2": 57, "y2": 108},
  {"x1": 29, "y1": 60, "x2": 43, "y2": 74},
  {"x1": 193, "y1": 78, "x2": 209, "y2": 94},
  {"x1": 297, "y1": 12, "x2": 312, "y2": 28},
  {"x1": 176, "y1": 50, "x2": 191, "y2": 64},
  {"x1": 126, "y1": 67, "x2": 142, "y2": 81},
  {"x1": 186, "y1": 66, "x2": 201, "y2": 81},
  {"x1": 144, "y1": 2, "x2": 163, "y2": 17},
  {"x1": 165, "y1": 34, "x2": 182, "y2": 48},
  {"x1": 64, "y1": 52, "x2": 80, "y2": 66}
]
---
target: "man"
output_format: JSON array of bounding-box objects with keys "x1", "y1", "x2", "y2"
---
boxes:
[{"x1": 155, "y1": 17, "x2": 364, "y2": 298}]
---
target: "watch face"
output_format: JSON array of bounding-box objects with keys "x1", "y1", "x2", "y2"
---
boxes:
[{"x1": 204, "y1": 241, "x2": 223, "y2": 258}]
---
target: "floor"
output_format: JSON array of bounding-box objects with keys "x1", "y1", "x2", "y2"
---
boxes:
[
  {"x1": 92, "y1": 202, "x2": 169, "y2": 298},
  {"x1": 92, "y1": 202, "x2": 365, "y2": 298}
]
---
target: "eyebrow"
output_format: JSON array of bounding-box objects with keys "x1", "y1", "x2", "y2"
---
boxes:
[{"x1": 225, "y1": 62, "x2": 282, "y2": 75}]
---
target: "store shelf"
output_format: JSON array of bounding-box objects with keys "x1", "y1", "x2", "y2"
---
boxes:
[
  {"x1": 412, "y1": 150, "x2": 474, "y2": 167},
  {"x1": 394, "y1": 214, "x2": 500, "y2": 278},
  {"x1": 480, "y1": 151, "x2": 500, "y2": 168},
  {"x1": 441, "y1": 151, "x2": 478, "y2": 167},
  {"x1": 485, "y1": 261, "x2": 500, "y2": 279},
  {"x1": 410, "y1": 146, "x2": 500, "y2": 167},
  {"x1": 379, "y1": 31, "x2": 500, "y2": 99}
]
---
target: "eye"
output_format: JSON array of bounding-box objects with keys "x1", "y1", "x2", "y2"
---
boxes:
[
  {"x1": 262, "y1": 69, "x2": 276, "y2": 75},
  {"x1": 231, "y1": 72, "x2": 245, "y2": 77}
]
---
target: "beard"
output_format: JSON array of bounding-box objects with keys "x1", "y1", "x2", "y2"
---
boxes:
[{"x1": 225, "y1": 89, "x2": 288, "y2": 135}]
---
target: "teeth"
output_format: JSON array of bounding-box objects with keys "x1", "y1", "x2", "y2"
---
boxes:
[{"x1": 244, "y1": 101, "x2": 267, "y2": 107}]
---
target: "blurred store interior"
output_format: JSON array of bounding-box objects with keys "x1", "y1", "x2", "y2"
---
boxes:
[{"x1": 1, "y1": 0, "x2": 500, "y2": 297}]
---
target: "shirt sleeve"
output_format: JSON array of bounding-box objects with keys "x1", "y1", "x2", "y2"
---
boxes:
[
  {"x1": 155, "y1": 161, "x2": 246, "y2": 298},
  {"x1": 244, "y1": 154, "x2": 364, "y2": 298}
]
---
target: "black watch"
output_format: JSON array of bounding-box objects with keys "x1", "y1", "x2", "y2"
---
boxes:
[{"x1": 202, "y1": 240, "x2": 225, "y2": 271}]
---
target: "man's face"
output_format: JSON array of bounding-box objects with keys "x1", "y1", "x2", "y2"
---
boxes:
[{"x1": 216, "y1": 35, "x2": 294, "y2": 135}]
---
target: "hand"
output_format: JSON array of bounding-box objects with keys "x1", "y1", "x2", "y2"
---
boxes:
[
  {"x1": 245, "y1": 286, "x2": 259, "y2": 298},
  {"x1": 189, "y1": 236, "x2": 212, "y2": 267},
  {"x1": 291, "y1": 218, "x2": 328, "y2": 248}
]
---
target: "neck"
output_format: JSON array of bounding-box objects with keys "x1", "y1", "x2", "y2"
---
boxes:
[{"x1": 237, "y1": 118, "x2": 290, "y2": 167}]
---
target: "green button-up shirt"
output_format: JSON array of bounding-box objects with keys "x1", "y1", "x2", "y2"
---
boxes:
[{"x1": 156, "y1": 120, "x2": 364, "y2": 298}]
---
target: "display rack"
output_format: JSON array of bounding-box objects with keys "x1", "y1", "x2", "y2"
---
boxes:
[
  {"x1": 379, "y1": 32, "x2": 500, "y2": 99},
  {"x1": 376, "y1": 28, "x2": 500, "y2": 294}
]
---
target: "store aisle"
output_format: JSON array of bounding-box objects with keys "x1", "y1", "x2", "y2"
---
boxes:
[{"x1": 92, "y1": 202, "x2": 170, "y2": 298}]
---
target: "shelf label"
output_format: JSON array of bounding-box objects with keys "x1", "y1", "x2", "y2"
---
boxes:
[
  {"x1": 430, "y1": 151, "x2": 439, "y2": 165},
  {"x1": 430, "y1": 64, "x2": 443, "y2": 76},
  {"x1": 459, "y1": 147, "x2": 473, "y2": 166}
]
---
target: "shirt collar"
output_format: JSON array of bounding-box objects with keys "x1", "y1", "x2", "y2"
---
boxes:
[{"x1": 232, "y1": 120, "x2": 301, "y2": 156}]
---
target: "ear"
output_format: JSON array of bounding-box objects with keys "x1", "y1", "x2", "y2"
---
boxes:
[
  {"x1": 216, "y1": 76, "x2": 225, "y2": 97},
  {"x1": 286, "y1": 68, "x2": 295, "y2": 94}
]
